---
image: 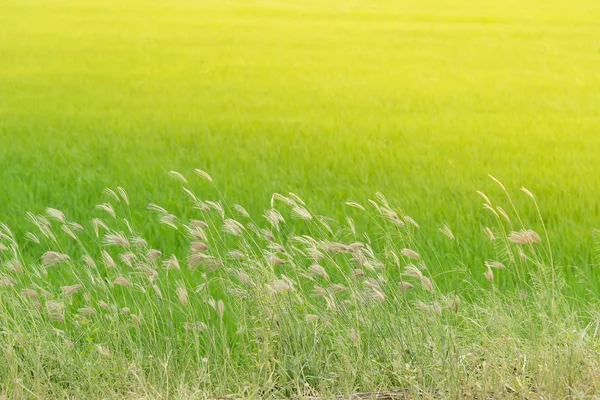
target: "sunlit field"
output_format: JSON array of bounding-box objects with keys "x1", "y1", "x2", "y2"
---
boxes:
[{"x1": 1, "y1": 0, "x2": 600, "y2": 397}]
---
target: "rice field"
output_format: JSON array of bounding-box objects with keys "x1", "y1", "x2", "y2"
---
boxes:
[{"x1": 1, "y1": 0, "x2": 600, "y2": 397}]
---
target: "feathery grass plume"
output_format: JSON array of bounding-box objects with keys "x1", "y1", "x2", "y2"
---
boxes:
[
  {"x1": 91, "y1": 218, "x2": 109, "y2": 238},
  {"x1": 352, "y1": 269, "x2": 366, "y2": 278},
  {"x1": 421, "y1": 276, "x2": 434, "y2": 292},
  {"x1": 439, "y1": 224, "x2": 455, "y2": 240},
  {"x1": 24, "y1": 232, "x2": 40, "y2": 244},
  {"x1": 233, "y1": 204, "x2": 250, "y2": 218},
  {"x1": 486, "y1": 260, "x2": 506, "y2": 269},
  {"x1": 271, "y1": 279, "x2": 292, "y2": 293},
  {"x1": 131, "y1": 237, "x2": 148, "y2": 248},
  {"x1": 353, "y1": 251, "x2": 368, "y2": 268},
  {"x1": 521, "y1": 186, "x2": 535, "y2": 199},
  {"x1": 42, "y1": 251, "x2": 70, "y2": 267},
  {"x1": 95, "y1": 203, "x2": 116, "y2": 218},
  {"x1": 508, "y1": 229, "x2": 541, "y2": 244},
  {"x1": 0, "y1": 275, "x2": 14, "y2": 288},
  {"x1": 398, "y1": 282, "x2": 414, "y2": 292},
  {"x1": 61, "y1": 284, "x2": 83, "y2": 296},
  {"x1": 264, "y1": 209, "x2": 285, "y2": 230},
  {"x1": 97, "y1": 300, "x2": 111, "y2": 311},
  {"x1": 103, "y1": 188, "x2": 120, "y2": 203},
  {"x1": 228, "y1": 250, "x2": 245, "y2": 259},
  {"x1": 103, "y1": 232, "x2": 130, "y2": 248},
  {"x1": 476, "y1": 190, "x2": 492, "y2": 205},
  {"x1": 69, "y1": 222, "x2": 84, "y2": 232},
  {"x1": 236, "y1": 270, "x2": 251, "y2": 285},
  {"x1": 345, "y1": 201, "x2": 365, "y2": 211},
  {"x1": 346, "y1": 217, "x2": 357, "y2": 236},
  {"x1": 323, "y1": 242, "x2": 349, "y2": 254},
  {"x1": 61, "y1": 224, "x2": 77, "y2": 240},
  {"x1": 401, "y1": 248, "x2": 420, "y2": 260},
  {"x1": 159, "y1": 214, "x2": 178, "y2": 229},
  {"x1": 20, "y1": 289, "x2": 39, "y2": 299},
  {"x1": 308, "y1": 264, "x2": 330, "y2": 280},
  {"x1": 483, "y1": 227, "x2": 496, "y2": 242},
  {"x1": 26, "y1": 213, "x2": 55, "y2": 241},
  {"x1": 168, "y1": 170, "x2": 188, "y2": 184},
  {"x1": 288, "y1": 192, "x2": 306, "y2": 205},
  {"x1": 271, "y1": 193, "x2": 296, "y2": 208},
  {"x1": 187, "y1": 248, "x2": 208, "y2": 267},
  {"x1": 190, "y1": 220, "x2": 209, "y2": 230},
  {"x1": 190, "y1": 241, "x2": 209, "y2": 252},
  {"x1": 186, "y1": 227, "x2": 207, "y2": 242},
  {"x1": 306, "y1": 247, "x2": 325, "y2": 261},
  {"x1": 381, "y1": 207, "x2": 405, "y2": 227},
  {"x1": 114, "y1": 276, "x2": 132, "y2": 287},
  {"x1": 147, "y1": 203, "x2": 169, "y2": 214},
  {"x1": 268, "y1": 254, "x2": 286, "y2": 266},
  {"x1": 46, "y1": 301, "x2": 65, "y2": 322},
  {"x1": 114, "y1": 186, "x2": 129, "y2": 205},
  {"x1": 305, "y1": 314, "x2": 319, "y2": 323},
  {"x1": 97, "y1": 345, "x2": 111, "y2": 358},
  {"x1": 348, "y1": 242, "x2": 364, "y2": 252},
  {"x1": 268, "y1": 243, "x2": 286, "y2": 254},
  {"x1": 484, "y1": 267, "x2": 494, "y2": 282},
  {"x1": 182, "y1": 187, "x2": 198, "y2": 203},
  {"x1": 497, "y1": 206, "x2": 511, "y2": 223},
  {"x1": 101, "y1": 250, "x2": 116, "y2": 269},
  {"x1": 217, "y1": 300, "x2": 225, "y2": 319},
  {"x1": 136, "y1": 264, "x2": 158, "y2": 282},
  {"x1": 193, "y1": 169, "x2": 213, "y2": 183},
  {"x1": 151, "y1": 284, "x2": 162, "y2": 298},
  {"x1": 176, "y1": 282, "x2": 188, "y2": 307},
  {"x1": 311, "y1": 285, "x2": 328, "y2": 297},
  {"x1": 145, "y1": 249, "x2": 162, "y2": 263},
  {"x1": 228, "y1": 287, "x2": 248, "y2": 298},
  {"x1": 223, "y1": 219, "x2": 244, "y2": 237},
  {"x1": 46, "y1": 207, "x2": 66, "y2": 223},
  {"x1": 404, "y1": 215, "x2": 420, "y2": 228},
  {"x1": 78, "y1": 307, "x2": 96, "y2": 316},
  {"x1": 262, "y1": 229, "x2": 276, "y2": 242},
  {"x1": 330, "y1": 284, "x2": 346, "y2": 293},
  {"x1": 202, "y1": 201, "x2": 223, "y2": 218},
  {"x1": 291, "y1": 206, "x2": 312, "y2": 220},
  {"x1": 7, "y1": 259, "x2": 23, "y2": 274},
  {"x1": 202, "y1": 258, "x2": 223, "y2": 273},
  {"x1": 120, "y1": 307, "x2": 131, "y2": 314},
  {"x1": 163, "y1": 254, "x2": 181, "y2": 270},
  {"x1": 120, "y1": 252, "x2": 137, "y2": 267}
]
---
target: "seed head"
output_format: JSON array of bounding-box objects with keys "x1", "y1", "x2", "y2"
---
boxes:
[
  {"x1": 308, "y1": 264, "x2": 329, "y2": 280},
  {"x1": 401, "y1": 248, "x2": 420, "y2": 260}
]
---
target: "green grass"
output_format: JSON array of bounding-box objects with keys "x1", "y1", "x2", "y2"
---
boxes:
[
  {"x1": 1, "y1": 0, "x2": 600, "y2": 397},
  {"x1": 1, "y1": 0, "x2": 600, "y2": 277}
]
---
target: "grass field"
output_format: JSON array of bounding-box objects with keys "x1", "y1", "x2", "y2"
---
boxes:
[{"x1": 1, "y1": 0, "x2": 600, "y2": 397}]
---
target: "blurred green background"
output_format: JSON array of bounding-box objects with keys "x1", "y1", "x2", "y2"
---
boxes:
[{"x1": 1, "y1": 0, "x2": 599, "y2": 285}]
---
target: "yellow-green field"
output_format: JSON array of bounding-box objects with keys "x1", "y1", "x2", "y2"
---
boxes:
[{"x1": 1, "y1": 0, "x2": 600, "y2": 397}]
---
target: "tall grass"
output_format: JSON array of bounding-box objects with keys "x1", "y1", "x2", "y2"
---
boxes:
[{"x1": 0, "y1": 172, "x2": 598, "y2": 398}]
